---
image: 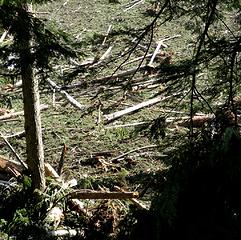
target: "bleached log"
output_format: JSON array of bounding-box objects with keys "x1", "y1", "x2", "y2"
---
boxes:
[
  {"x1": 46, "y1": 79, "x2": 85, "y2": 110},
  {"x1": 104, "y1": 95, "x2": 166, "y2": 122}
]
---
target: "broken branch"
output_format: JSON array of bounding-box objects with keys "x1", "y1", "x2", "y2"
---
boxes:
[
  {"x1": 110, "y1": 144, "x2": 158, "y2": 162},
  {"x1": 68, "y1": 190, "x2": 139, "y2": 199},
  {"x1": 47, "y1": 79, "x2": 86, "y2": 110}
]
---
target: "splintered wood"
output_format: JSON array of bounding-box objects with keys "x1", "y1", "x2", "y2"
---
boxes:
[{"x1": 0, "y1": 155, "x2": 23, "y2": 178}]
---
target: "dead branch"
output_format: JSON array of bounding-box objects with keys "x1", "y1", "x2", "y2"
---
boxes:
[
  {"x1": 3, "y1": 130, "x2": 25, "y2": 139},
  {"x1": 148, "y1": 35, "x2": 181, "y2": 67},
  {"x1": 45, "y1": 163, "x2": 60, "y2": 179},
  {"x1": 93, "y1": 65, "x2": 147, "y2": 84},
  {"x1": 47, "y1": 79, "x2": 86, "y2": 110},
  {"x1": 68, "y1": 198, "x2": 92, "y2": 217},
  {"x1": 0, "y1": 133, "x2": 28, "y2": 170},
  {"x1": 68, "y1": 190, "x2": 139, "y2": 199},
  {"x1": 122, "y1": 53, "x2": 153, "y2": 67},
  {"x1": 57, "y1": 144, "x2": 67, "y2": 176},
  {"x1": 124, "y1": 0, "x2": 144, "y2": 12},
  {"x1": 110, "y1": 144, "x2": 158, "y2": 162},
  {"x1": 175, "y1": 114, "x2": 215, "y2": 127},
  {"x1": 148, "y1": 41, "x2": 167, "y2": 67},
  {"x1": 114, "y1": 186, "x2": 148, "y2": 210},
  {"x1": 91, "y1": 150, "x2": 116, "y2": 158},
  {"x1": 102, "y1": 25, "x2": 112, "y2": 45},
  {"x1": 98, "y1": 46, "x2": 112, "y2": 62}
]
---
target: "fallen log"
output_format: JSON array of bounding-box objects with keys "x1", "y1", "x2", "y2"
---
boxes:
[
  {"x1": 173, "y1": 114, "x2": 215, "y2": 128},
  {"x1": 103, "y1": 94, "x2": 176, "y2": 123},
  {"x1": 104, "y1": 96, "x2": 162, "y2": 122}
]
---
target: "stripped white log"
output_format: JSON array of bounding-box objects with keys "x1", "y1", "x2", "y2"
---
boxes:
[
  {"x1": 104, "y1": 90, "x2": 183, "y2": 122},
  {"x1": 104, "y1": 95, "x2": 165, "y2": 122}
]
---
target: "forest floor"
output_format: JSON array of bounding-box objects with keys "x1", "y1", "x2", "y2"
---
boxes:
[
  {"x1": 0, "y1": 0, "x2": 196, "y2": 238},
  {"x1": 0, "y1": 0, "x2": 191, "y2": 198}
]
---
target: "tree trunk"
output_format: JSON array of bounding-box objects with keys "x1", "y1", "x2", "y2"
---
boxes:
[{"x1": 17, "y1": 3, "x2": 45, "y2": 190}]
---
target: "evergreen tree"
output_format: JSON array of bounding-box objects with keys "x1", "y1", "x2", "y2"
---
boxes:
[{"x1": 0, "y1": 0, "x2": 75, "y2": 190}]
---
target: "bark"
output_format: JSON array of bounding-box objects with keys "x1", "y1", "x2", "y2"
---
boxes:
[{"x1": 17, "y1": 3, "x2": 45, "y2": 190}]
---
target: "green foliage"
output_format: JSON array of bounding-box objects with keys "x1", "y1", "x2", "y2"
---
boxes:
[{"x1": 0, "y1": 0, "x2": 80, "y2": 85}]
